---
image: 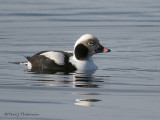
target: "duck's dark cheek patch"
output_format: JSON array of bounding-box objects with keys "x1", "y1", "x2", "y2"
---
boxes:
[{"x1": 75, "y1": 44, "x2": 88, "y2": 60}]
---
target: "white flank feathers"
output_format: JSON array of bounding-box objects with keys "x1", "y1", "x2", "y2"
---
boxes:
[
  {"x1": 41, "y1": 51, "x2": 65, "y2": 65},
  {"x1": 20, "y1": 62, "x2": 32, "y2": 69},
  {"x1": 27, "y1": 62, "x2": 32, "y2": 69}
]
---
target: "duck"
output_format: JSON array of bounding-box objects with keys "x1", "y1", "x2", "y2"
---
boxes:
[{"x1": 26, "y1": 34, "x2": 111, "y2": 72}]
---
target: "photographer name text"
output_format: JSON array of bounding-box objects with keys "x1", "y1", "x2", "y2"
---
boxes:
[{"x1": 4, "y1": 112, "x2": 39, "y2": 117}]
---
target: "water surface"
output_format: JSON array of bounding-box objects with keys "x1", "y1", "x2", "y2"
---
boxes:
[{"x1": 0, "y1": 0, "x2": 160, "y2": 120}]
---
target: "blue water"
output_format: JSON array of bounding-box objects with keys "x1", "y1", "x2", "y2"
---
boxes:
[{"x1": 0, "y1": 0, "x2": 160, "y2": 120}]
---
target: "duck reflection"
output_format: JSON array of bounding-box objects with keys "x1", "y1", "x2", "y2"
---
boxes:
[
  {"x1": 27, "y1": 69, "x2": 105, "y2": 107},
  {"x1": 28, "y1": 69, "x2": 105, "y2": 88},
  {"x1": 73, "y1": 70, "x2": 103, "y2": 88},
  {"x1": 75, "y1": 99, "x2": 102, "y2": 107},
  {"x1": 73, "y1": 92, "x2": 102, "y2": 107},
  {"x1": 28, "y1": 67, "x2": 73, "y2": 74},
  {"x1": 73, "y1": 71, "x2": 103, "y2": 107}
]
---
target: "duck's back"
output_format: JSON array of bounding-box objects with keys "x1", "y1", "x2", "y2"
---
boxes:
[{"x1": 26, "y1": 51, "x2": 76, "y2": 71}]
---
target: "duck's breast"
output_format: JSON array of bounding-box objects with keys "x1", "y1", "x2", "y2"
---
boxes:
[{"x1": 69, "y1": 56, "x2": 97, "y2": 70}]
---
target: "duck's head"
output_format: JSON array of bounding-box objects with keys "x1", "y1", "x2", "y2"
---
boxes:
[{"x1": 74, "y1": 34, "x2": 111, "y2": 60}]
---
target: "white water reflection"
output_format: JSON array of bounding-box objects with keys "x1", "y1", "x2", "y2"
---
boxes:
[{"x1": 75, "y1": 99, "x2": 101, "y2": 107}]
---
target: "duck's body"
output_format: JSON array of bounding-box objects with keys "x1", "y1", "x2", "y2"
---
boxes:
[
  {"x1": 26, "y1": 34, "x2": 111, "y2": 72},
  {"x1": 26, "y1": 51, "x2": 76, "y2": 71}
]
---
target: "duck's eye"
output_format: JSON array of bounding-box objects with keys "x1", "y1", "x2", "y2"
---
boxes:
[{"x1": 88, "y1": 40, "x2": 94, "y2": 45}]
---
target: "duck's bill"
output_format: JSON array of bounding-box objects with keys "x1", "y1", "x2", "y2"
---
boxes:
[
  {"x1": 95, "y1": 44, "x2": 111, "y2": 53},
  {"x1": 103, "y1": 47, "x2": 111, "y2": 53}
]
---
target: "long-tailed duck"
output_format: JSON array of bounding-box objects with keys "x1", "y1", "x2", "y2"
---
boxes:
[{"x1": 26, "y1": 34, "x2": 111, "y2": 72}]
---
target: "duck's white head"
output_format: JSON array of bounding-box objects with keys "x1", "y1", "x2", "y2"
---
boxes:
[{"x1": 74, "y1": 34, "x2": 111, "y2": 60}]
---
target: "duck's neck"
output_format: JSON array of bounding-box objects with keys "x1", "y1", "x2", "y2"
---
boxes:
[{"x1": 73, "y1": 55, "x2": 93, "y2": 61}]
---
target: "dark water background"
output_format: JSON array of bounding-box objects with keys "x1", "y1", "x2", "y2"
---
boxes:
[{"x1": 0, "y1": 0, "x2": 160, "y2": 120}]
